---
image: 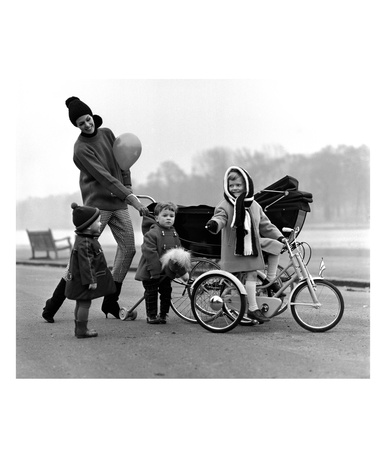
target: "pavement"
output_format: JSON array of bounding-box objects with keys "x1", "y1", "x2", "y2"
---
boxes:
[{"x1": 16, "y1": 264, "x2": 370, "y2": 379}]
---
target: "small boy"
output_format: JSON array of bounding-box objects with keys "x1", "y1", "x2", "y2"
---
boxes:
[
  {"x1": 65, "y1": 202, "x2": 116, "y2": 338},
  {"x1": 135, "y1": 202, "x2": 190, "y2": 324}
]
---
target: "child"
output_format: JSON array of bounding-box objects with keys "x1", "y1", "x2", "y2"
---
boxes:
[
  {"x1": 205, "y1": 166, "x2": 285, "y2": 324},
  {"x1": 135, "y1": 202, "x2": 190, "y2": 324},
  {"x1": 65, "y1": 203, "x2": 116, "y2": 338}
]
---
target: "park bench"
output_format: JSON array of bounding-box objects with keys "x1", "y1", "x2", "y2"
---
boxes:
[{"x1": 26, "y1": 229, "x2": 72, "y2": 259}]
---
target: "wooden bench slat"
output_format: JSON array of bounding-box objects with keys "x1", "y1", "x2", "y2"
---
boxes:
[{"x1": 26, "y1": 229, "x2": 72, "y2": 260}]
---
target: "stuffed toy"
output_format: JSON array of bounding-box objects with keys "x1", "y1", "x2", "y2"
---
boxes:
[{"x1": 160, "y1": 248, "x2": 191, "y2": 281}]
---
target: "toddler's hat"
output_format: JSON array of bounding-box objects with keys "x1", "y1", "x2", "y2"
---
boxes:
[{"x1": 71, "y1": 202, "x2": 100, "y2": 231}]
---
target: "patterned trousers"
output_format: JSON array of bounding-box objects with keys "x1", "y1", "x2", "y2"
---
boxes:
[
  {"x1": 142, "y1": 277, "x2": 172, "y2": 316},
  {"x1": 64, "y1": 208, "x2": 136, "y2": 283}
]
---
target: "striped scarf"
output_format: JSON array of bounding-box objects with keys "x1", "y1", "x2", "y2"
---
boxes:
[{"x1": 223, "y1": 166, "x2": 258, "y2": 256}]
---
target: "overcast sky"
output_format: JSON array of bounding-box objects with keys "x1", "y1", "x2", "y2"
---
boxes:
[{"x1": 15, "y1": 77, "x2": 380, "y2": 201}]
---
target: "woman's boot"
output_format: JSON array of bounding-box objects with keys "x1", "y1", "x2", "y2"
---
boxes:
[
  {"x1": 74, "y1": 321, "x2": 98, "y2": 338},
  {"x1": 101, "y1": 281, "x2": 122, "y2": 318},
  {"x1": 42, "y1": 278, "x2": 66, "y2": 323}
]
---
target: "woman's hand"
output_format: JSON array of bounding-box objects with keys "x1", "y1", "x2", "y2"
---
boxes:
[
  {"x1": 125, "y1": 194, "x2": 149, "y2": 215},
  {"x1": 89, "y1": 283, "x2": 97, "y2": 290},
  {"x1": 137, "y1": 205, "x2": 149, "y2": 216}
]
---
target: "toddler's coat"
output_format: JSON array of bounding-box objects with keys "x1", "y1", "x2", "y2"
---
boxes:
[
  {"x1": 65, "y1": 233, "x2": 116, "y2": 300},
  {"x1": 135, "y1": 223, "x2": 182, "y2": 281}
]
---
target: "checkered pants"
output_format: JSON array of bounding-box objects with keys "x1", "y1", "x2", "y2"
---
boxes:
[
  {"x1": 142, "y1": 277, "x2": 172, "y2": 316},
  {"x1": 64, "y1": 208, "x2": 136, "y2": 283}
]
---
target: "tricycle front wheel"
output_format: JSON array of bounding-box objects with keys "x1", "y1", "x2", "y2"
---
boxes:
[{"x1": 290, "y1": 279, "x2": 344, "y2": 332}]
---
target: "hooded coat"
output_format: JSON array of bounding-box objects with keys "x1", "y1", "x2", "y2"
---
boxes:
[{"x1": 209, "y1": 199, "x2": 284, "y2": 273}]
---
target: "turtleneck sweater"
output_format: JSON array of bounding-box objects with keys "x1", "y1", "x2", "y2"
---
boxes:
[{"x1": 73, "y1": 128, "x2": 133, "y2": 211}]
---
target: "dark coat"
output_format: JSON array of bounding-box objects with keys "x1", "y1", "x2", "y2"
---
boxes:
[
  {"x1": 135, "y1": 223, "x2": 182, "y2": 281},
  {"x1": 65, "y1": 233, "x2": 116, "y2": 301}
]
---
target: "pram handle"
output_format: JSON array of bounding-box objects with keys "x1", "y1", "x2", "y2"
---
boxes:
[
  {"x1": 256, "y1": 189, "x2": 289, "y2": 211},
  {"x1": 136, "y1": 194, "x2": 156, "y2": 203}
]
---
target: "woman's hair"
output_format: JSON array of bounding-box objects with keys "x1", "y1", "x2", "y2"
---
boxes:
[{"x1": 154, "y1": 201, "x2": 178, "y2": 216}]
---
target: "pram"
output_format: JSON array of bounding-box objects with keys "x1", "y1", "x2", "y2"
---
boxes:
[{"x1": 119, "y1": 175, "x2": 318, "y2": 326}]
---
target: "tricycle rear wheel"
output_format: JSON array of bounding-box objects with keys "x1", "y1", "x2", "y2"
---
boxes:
[{"x1": 191, "y1": 272, "x2": 247, "y2": 333}]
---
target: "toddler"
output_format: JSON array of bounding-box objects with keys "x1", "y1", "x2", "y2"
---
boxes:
[
  {"x1": 65, "y1": 203, "x2": 116, "y2": 338},
  {"x1": 135, "y1": 202, "x2": 190, "y2": 324}
]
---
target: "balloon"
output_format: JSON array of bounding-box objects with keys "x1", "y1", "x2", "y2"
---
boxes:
[{"x1": 112, "y1": 133, "x2": 142, "y2": 170}]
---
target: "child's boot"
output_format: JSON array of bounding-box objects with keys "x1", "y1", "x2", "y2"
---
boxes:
[
  {"x1": 245, "y1": 280, "x2": 270, "y2": 324},
  {"x1": 74, "y1": 320, "x2": 98, "y2": 338},
  {"x1": 159, "y1": 310, "x2": 168, "y2": 324},
  {"x1": 42, "y1": 278, "x2": 66, "y2": 323},
  {"x1": 262, "y1": 280, "x2": 286, "y2": 298}
]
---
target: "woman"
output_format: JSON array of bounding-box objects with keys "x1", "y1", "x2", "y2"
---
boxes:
[{"x1": 42, "y1": 96, "x2": 148, "y2": 321}]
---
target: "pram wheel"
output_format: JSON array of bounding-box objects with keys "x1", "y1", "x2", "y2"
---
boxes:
[
  {"x1": 170, "y1": 258, "x2": 220, "y2": 323},
  {"x1": 191, "y1": 271, "x2": 247, "y2": 333},
  {"x1": 119, "y1": 308, "x2": 138, "y2": 321}
]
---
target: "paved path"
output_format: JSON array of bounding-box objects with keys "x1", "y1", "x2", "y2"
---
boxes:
[{"x1": 16, "y1": 265, "x2": 370, "y2": 379}]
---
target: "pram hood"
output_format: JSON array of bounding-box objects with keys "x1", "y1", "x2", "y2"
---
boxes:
[{"x1": 255, "y1": 175, "x2": 313, "y2": 212}]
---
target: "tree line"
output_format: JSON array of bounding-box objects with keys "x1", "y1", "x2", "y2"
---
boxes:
[
  {"x1": 135, "y1": 144, "x2": 370, "y2": 225},
  {"x1": 16, "y1": 144, "x2": 370, "y2": 231}
]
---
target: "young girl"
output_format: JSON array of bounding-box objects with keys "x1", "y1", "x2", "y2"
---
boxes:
[
  {"x1": 42, "y1": 97, "x2": 149, "y2": 323},
  {"x1": 65, "y1": 203, "x2": 116, "y2": 338},
  {"x1": 205, "y1": 166, "x2": 285, "y2": 324},
  {"x1": 135, "y1": 202, "x2": 190, "y2": 324}
]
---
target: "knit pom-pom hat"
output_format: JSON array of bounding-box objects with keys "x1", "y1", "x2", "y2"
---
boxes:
[
  {"x1": 65, "y1": 96, "x2": 103, "y2": 129},
  {"x1": 71, "y1": 202, "x2": 100, "y2": 231}
]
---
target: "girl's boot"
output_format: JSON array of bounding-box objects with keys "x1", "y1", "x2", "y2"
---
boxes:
[
  {"x1": 101, "y1": 281, "x2": 122, "y2": 318},
  {"x1": 42, "y1": 278, "x2": 66, "y2": 323},
  {"x1": 74, "y1": 321, "x2": 98, "y2": 339}
]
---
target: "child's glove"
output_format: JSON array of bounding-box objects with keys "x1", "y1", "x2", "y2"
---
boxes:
[{"x1": 205, "y1": 220, "x2": 217, "y2": 233}]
